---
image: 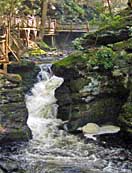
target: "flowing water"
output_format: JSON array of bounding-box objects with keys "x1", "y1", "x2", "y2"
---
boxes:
[{"x1": 0, "y1": 63, "x2": 132, "y2": 173}]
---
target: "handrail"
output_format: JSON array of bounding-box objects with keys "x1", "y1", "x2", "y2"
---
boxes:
[{"x1": 0, "y1": 15, "x2": 89, "y2": 34}]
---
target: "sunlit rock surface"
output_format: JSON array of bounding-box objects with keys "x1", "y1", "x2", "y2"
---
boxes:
[{"x1": 79, "y1": 123, "x2": 120, "y2": 140}]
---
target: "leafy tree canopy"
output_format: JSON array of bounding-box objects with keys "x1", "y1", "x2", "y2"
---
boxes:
[{"x1": 0, "y1": 0, "x2": 24, "y2": 15}]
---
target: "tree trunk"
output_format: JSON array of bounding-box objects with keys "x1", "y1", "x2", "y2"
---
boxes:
[
  {"x1": 106, "y1": 0, "x2": 113, "y2": 17},
  {"x1": 40, "y1": 0, "x2": 48, "y2": 37},
  {"x1": 128, "y1": 0, "x2": 132, "y2": 8}
]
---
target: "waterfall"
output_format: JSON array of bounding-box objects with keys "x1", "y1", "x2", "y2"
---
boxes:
[
  {"x1": 26, "y1": 64, "x2": 64, "y2": 141},
  {"x1": 37, "y1": 64, "x2": 53, "y2": 81}
]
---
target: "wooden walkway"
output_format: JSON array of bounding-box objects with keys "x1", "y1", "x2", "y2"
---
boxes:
[
  {"x1": 0, "y1": 15, "x2": 89, "y2": 34},
  {"x1": 0, "y1": 15, "x2": 89, "y2": 74}
]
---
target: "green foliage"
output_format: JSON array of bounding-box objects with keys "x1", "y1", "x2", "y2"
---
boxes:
[
  {"x1": 21, "y1": 0, "x2": 41, "y2": 16},
  {"x1": 90, "y1": 14, "x2": 123, "y2": 30},
  {"x1": 64, "y1": 0, "x2": 85, "y2": 18},
  {"x1": 37, "y1": 40, "x2": 51, "y2": 50},
  {"x1": 54, "y1": 47, "x2": 116, "y2": 70},
  {"x1": 87, "y1": 47, "x2": 116, "y2": 70},
  {"x1": 128, "y1": 26, "x2": 132, "y2": 36},
  {"x1": 111, "y1": 38, "x2": 132, "y2": 51},
  {"x1": 95, "y1": 47, "x2": 116, "y2": 69},
  {"x1": 28, "y1": 48, "x2": 46, "y2": 56},
  {"x1": 119, "y1": 102, "x2": 132, "y2": 128},
  {"x1": 72, "y1": 37, "x2": 84, "y2": 50},
  {"x1": 93, "y1": 2, "x2": 105, "y2": 14},
  {"x1": 53, "y1": 52, "x2": 86, "y2": 67},
  {"x1": 0, "y1": 0, "x2": 41, "y2": 16},
  {"x1": 89, "y1": 1, "x2": 123, "y2": 30},
  {"x1": 0, "y1": 0, "x2": 24, "y2": 15}
]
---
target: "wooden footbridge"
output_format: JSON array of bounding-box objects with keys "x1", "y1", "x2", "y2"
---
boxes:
[{"x1": 0, "y1": 15, "x2": 89, "y2": 74}]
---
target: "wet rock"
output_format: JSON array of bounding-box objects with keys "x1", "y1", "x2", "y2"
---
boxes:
[
  {"x1": 0, "y1": 158, "x2": 25, "y2": 173},
  {"x1": 8, "y1": 59, "x2": 39, "y2": 92},
  {"x1": 0, "y1": 159, "x2": 18, "y2": 172},
  {"x1": 55, "y1": 70, "x2": 127, "y2": 126},
  {"x1": 118, "y1": 89, "x2": 132, "y2": 137},
  {"x1": 0, "y1": 168, "x2": 4, "y2": 173},
  {"x1": 94, "y1": 159, "x2": 106, "y2": 169},
  {"x1": 0, "y1": 74, "x2": 32, "y2": 144}
]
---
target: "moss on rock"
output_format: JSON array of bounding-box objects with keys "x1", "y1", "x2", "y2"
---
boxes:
[{"x1": 53, "y1": 51, "x2": 86, "y2": 67}]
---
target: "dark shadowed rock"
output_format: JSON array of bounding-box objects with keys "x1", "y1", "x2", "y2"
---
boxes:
[{"x1": 8, "y1": 59, "x2": 39, "y2": 92}]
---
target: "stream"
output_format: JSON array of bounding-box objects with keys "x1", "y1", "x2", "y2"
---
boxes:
[{"x1": 0, "y1": 61, "x2": 132, "y2": 173}]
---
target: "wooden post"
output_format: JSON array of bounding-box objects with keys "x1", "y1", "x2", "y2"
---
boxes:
[
  {"x1": 5, "y1": 27, "x2": 9, "y2": 63},
  {"x1": 128, "y1": 0, "x2": 132, "y2": 8},
  {"x1": 34, "y1": 30, "x2": 38, "y2": 41},
  {"x1": 51, "y1": 35, "x2": 55, "y2": 48},
  {"x1": 27, "y1": 29, "x2": 29, "y2": 47},
  {"x1": 3, "y1": 63, "x2": 8, "y2": 73},
  {"x1": 86, "y1": 22, "x2": 89, "y2": 32}
]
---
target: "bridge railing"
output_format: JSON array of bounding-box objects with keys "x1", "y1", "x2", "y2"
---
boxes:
[
  {"x1": 56, "y1": 22, "x2": 89, "y2": 32},
  {"x1": 0, "y1": 15, "x2": 41, "y2": 29},
  {"x1": 0, "y1": 15, "x2": 90, "y2": 34}
]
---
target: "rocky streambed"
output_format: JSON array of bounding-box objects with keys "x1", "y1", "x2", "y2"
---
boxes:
[
  {"x1": 0, "y1": 8, "x2": 132, "y2": 173},
  {"x1": 0, "y1": 61, "x2": 131, "y2": 173}
]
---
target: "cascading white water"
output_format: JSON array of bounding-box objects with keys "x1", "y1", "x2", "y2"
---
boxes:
[
  {"x1": 37, "y1": 64, "x2": 53, "y2": 81},
  {"x1": 26, "y1": 64, "x2": 64, "y2": 142}
]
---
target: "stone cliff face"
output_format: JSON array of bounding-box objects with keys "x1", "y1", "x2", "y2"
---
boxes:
[
  {"x1": 0, "y1": 60, "x2": 39, "y2": 144},
  {"x1": 52, "y1": 9, "x2": 132, "y2": 137},
  {"x1": 52, "y1": 51, "x2": 131, "y2": 133},
  {"x1": 0, "y1": 74, "x2": 31, "y2": 144}
]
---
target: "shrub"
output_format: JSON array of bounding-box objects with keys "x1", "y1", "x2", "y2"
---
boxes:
[{"x1": 89, "y1": 47, "x2": 116, "y2": 70}]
